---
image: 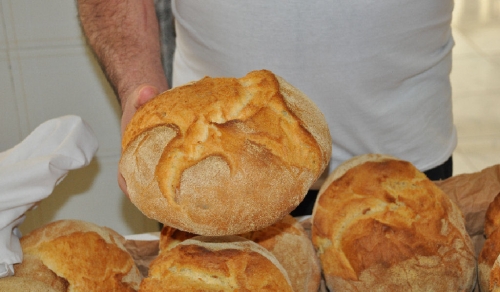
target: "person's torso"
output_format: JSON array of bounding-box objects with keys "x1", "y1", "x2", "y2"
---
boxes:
[{"x1": 170, "y1": 0, "x2": 456, "y2": 172}]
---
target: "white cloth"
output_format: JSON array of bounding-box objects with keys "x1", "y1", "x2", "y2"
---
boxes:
[
  {"x1": 171, "y1": 0, "x2": 457, "y2": 173},
  {"x1": 0, "y1": 115, "x2": 98, "y2": 278}
]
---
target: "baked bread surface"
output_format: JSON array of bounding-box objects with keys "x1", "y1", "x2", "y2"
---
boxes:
[
  {"x1": 312, "y1": 154, "x2": 476, "y2": 291},
  {"x1": 120, "y1": 69, "x2": 332, "y2": 236},
  {"x1": 140, "y1": 235, "x2": 294, "y2": 291},
  {"x1": 489, "y1": 255, "x2": 500, "y2": 292},
  {"x1": 0, "y1": 276, "x2": 59, "y2": 292},
  {"x1": 15, "y1": 219, "x2": 142, "y2": 292},
  {"x1": 485, "y1": 193, "x2": 500, "y2": 238},
  {"x1": 480, "y1": 229, "x2": 500, "y2": 291},
  {"x1": 479, "y1": 193, "x2": 500, "y2": 291},
  {"x1": 159, "y1": 215, "x2": 321, "y2": 292}
]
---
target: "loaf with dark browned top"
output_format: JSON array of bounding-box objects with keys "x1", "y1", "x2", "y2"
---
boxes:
[{"x1": 312, "y1": 154, "x2": 476, "y2": 291}]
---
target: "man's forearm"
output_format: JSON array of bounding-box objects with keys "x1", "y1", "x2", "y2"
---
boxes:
[{"x1": 77, "y1": 0, "x2": 168, "y2": 107}]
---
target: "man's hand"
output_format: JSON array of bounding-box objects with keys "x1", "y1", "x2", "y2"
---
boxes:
[
  {"x1": 77, "y1": 0, "x2": 169, "y2": 197},
  {"x1": 118, "y1": 84, "x2": 165, "y2": 196},
  {"x1": 120, "y1": 85, "x2": 163, "y2": 135}
]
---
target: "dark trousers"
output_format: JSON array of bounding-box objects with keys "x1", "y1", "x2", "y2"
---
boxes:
[{"x1": 290, "y1": 156, "x2": 453, "y2": 217}]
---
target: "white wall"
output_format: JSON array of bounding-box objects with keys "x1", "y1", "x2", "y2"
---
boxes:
[{"x1": 0, "y1": 0, "x2": 158, "y2": 235}]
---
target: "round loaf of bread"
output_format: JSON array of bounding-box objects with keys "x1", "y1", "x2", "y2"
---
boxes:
[
  {"x1": 312, "y1": 154, "x2": 476, "y2": 291},
  {"x1": 14, "y1": 220, "x2": 142, "y2": 291},
  {"x1": 119, "y1": 69, "x2": 332, "y2": 236},
  {"x1": 159, "y1": 215, "x2": 321, "y2": 292},
  {"x1": 140, "y1": 235, "x2": 294, "y2": 291}
]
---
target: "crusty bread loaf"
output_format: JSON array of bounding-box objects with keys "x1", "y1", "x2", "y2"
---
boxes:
[
  {"x1": 489, "y1": 255, "x2": 500, "y2": 292},
  {"x1": 0, "y1": 276, "x2": 59, "y2": 292},
  {"x1": 140, "y1": 235, "x2": 294, "y2": 291},
  {"x1": 159, "y1": 225, "x2": 195, "y2": 252},
  {"x1": 119, "y1": 69, "x2": 332, "y2": 236},
  {"x1": 312, "y1": 154, "x2": 476, "y2": 291},
  {"x1": 485, "y1": 193, "x2": 500, "y2": 238},
  {"x1": 14, "y1": 219, "x2": 142, "y2": 291},
  {"x1": 13, "y1": 254, "x2": 69, "y2": 291},
  {"x1": 239, "y1": 215, "x2": 321, "y2": 292},
  {"x1": 480, "y1": 229, "x2": 500, "y2": 291},
  {"x1": 479, "y1": 193, "x2": 500, "y2": 291},
  {"x1": 159, "y1": 215, "x2": 321, "y2": 292}
]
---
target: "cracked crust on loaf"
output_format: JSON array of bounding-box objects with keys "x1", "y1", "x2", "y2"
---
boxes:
[
  {"x1": 159, "y1": 215, "x2": 321, "y2": 292},
  {"x1": 119, "y1": 69, "x2": 332, "y2": 236},
  {"x1": 312, "y1": 154, "x2": 476, "y2": 291},
  {"x1": 14, "y1": 220, "x2": 142, "y2": 292},
  {"x1": 140, "y1": 235, "x2": 294, "y2": 291}
]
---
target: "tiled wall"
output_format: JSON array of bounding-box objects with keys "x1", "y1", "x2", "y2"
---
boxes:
[{"x1": 0, "y1": 0, "x2": 158, "y2": 235}]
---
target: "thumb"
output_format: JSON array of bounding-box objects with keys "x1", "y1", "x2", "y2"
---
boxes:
[
  {"x1": 118, "y1": 85, "x2": 160, "y2": 198},
  {"x1": 120, "y1": 85, "x2": 160, "y2": 135}
]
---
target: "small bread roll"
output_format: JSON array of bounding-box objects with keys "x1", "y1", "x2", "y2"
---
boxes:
[
  {"x1": 159, "y1": 215, "x2": 321, "y2": 292},
  {"x1": 120, "y1": 69, "x2": 332, "y2": 236},
  {"x1": 312, "y1": 154, "x2": 476, "y2": 291},
  {"x1": 14, "y1": 220, "x2": 142, "y2": 291},
  {"x1": 140, "y1": 235, "x2": 294, "y2": 291}
]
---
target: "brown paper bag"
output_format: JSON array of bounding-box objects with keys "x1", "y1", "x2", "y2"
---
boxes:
[
  {"x1": 435, "y1": 165, "x2": 500, "y2": 256},
  {"x1": 123, "y1": 238, "x2": 159, "y2": 278}
]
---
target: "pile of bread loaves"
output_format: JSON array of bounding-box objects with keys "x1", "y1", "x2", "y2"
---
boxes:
[{"x1": 0, "y1": 70, "x2": 481, "y2": 291}]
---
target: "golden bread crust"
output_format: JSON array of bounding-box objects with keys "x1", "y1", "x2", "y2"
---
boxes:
[
  {"x1": 239, "y1": 215, "x2": 321, "y2": 292},
  {"x1": 159, "y1": 215, "x2": 321, "y2": 292},
  {"x1": 490, "y1": 255, "x2": 500, "y2": 292},
  {"x1": 485, "y1": 193, "x2": 500, "y2": 238},
  {"x1": 15, "y1": 220, "x2": 142, "y2": 292},
  {"x1": 140, "y1": 235, "x2": 294, "y2": 291},
  {"x1": 312, "y1": 154, "x2": 476, "y2": 291},
  {"x1": 480, "y1": 193, "x2": 500, "y2": 291},
  {"x1": 0, "y1": 276, "x2": 59, "y2": 292},
  {"x1": 158, "y1": 225, "x2": 195, "y2": 252},
  {"x1": 479, "y1": 230, "x2": 500, "y2": 291},
  {"x1": 120, "y1": 69, "x2": 332, "y2": 236},
  {"x1": 14, "y1": 254, "x2": 68, "y2": 291}
]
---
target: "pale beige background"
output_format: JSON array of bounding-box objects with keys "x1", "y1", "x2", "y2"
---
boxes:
[
  {"x1": 451, "y1": 0, "x2": 500, "y2": 176},
  {"x1": 0, "y1": 0, "x2": 499, "y2": 236},
  {"x1": 0, "y1": 0, "x2": 158, "y2": 236}
]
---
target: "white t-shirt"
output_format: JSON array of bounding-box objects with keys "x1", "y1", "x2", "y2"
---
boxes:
[{"x1": 170, "y1": 0, "x2": 456, "y2": 173}]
